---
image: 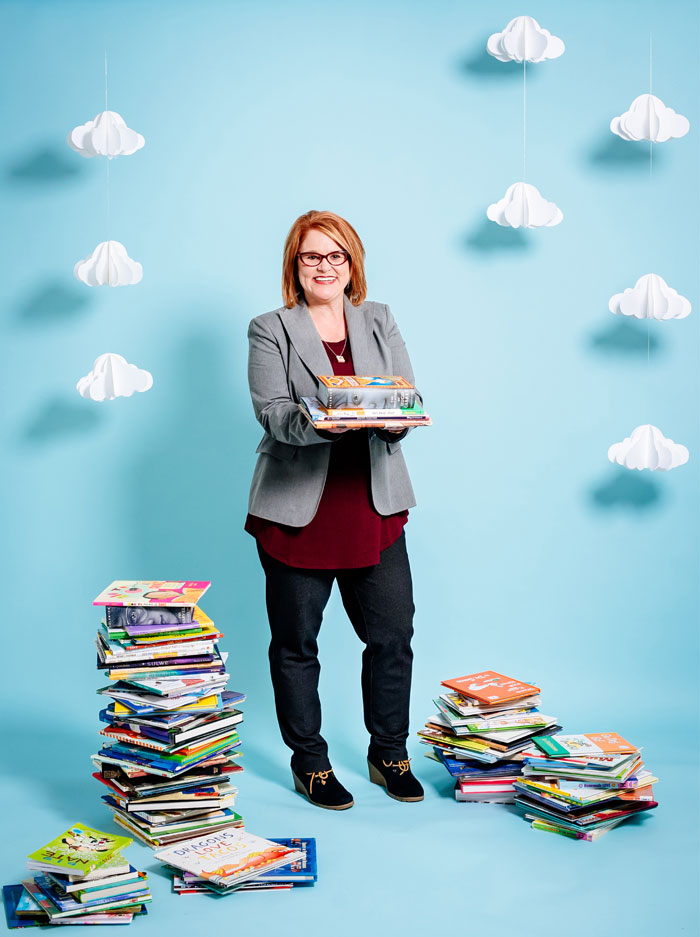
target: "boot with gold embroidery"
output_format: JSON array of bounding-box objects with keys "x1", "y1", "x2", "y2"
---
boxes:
[
  {"x1": 291, "y1": 764, "x2": 354, "y2": 810},
  {"x1": 368, "y1": 755, "x2": 424, "y2": 802}
]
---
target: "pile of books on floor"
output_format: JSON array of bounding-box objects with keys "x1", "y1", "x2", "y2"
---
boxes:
[
  {"x1": 513, "y1": 732, "x2": 658, "y2": 841},
  {"x1": 2, "y1": 822, "x2": 150, "y2": 927},
  {"x1": 91, "y1": 580, "x2": 246, "y2": 848},
  {"x1": 420, "y1": 670, "x2": 560, "y2": 803},
  {"x1": 156, "y1": 829, "x2": 317, "y2": 896},
  {"x1": 299, "y1": 375, "x2": 432, "y2": 429},
  {"x1": 420, "y1": 670, "x2": 659, "y2": 840}
]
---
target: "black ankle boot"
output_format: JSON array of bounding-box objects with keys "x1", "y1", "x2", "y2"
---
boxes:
[
  {"x1": 292, "y1": 766, "x2": 354, "y2": 810},
  {"x1": 368, "y1": 755, "x2": 424, "y2": 802}
]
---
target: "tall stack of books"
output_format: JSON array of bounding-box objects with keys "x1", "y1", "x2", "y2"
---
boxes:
[
  {"x1": 91, "y1": 580, "x2": 246, "y2": 848},
  {"x1": 420, "y1": 670, "x2": 560, "y2": 803},
  {"x1": 513, "y1": 732, "x2": 658, "y2": 840},
  {"x1": 299, "y1": 375, "x2": 432, "y2": 430},
  {"x1": 3, "y1": 822, "x2": 151, "y2": 927},
  {"x1": 155, "y1": 829, "x2": 317, "y2": 896}
]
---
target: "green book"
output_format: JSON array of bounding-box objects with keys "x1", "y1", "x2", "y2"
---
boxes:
[{"x1": 26, "y1": 823, "x2": 131, "y2": 875}]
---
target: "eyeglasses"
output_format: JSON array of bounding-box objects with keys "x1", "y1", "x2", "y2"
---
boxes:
[{"x1": 297, "y1": 250, "x2": 349, "y2": 267}]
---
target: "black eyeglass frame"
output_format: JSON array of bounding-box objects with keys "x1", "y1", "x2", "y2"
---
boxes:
[{"x1": 297, "y1": 250, "x2": 350, "y2": 267}]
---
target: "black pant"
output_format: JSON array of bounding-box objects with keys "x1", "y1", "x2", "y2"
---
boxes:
[{"x1": 256, "y1": 531, "x2": 415, "y2": 773}]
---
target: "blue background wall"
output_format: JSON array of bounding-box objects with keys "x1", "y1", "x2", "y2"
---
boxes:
[{"x1": 1, "y1": 0, "x2": 697, "y2": 933}]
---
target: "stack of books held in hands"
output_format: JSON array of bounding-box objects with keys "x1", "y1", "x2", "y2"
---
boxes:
[
  {"x1": 91, "y1": 580, "x2": 246, "y2": 848},
  {"x1": 419, "y1": 671, "x2": 560, "y2": 803},
  {"x1": 514, "y1": 732, "x2": 658, "y2": 841},
  {"x1": 299, "y1": 375, "x2": 432, "y2": 429},
  {"x1": 155, "y1": 829, "x2": 317, "y2": 896},
  {"x1": 2, "y1": 822, "x2": 150, "y2": 927}
]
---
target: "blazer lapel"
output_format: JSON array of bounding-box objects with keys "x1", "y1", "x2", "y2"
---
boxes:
[
  {"x1": 280, "y1": 302, "x2": 332, "y2": 379},
  {"x1": 343, "y1": 296, "x2": 373, "y2": 375},
  {"x1": 281, "y1": 297, "x2": 375, "y2": 378}
]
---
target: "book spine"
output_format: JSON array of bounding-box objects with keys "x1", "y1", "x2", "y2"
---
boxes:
[
  {"x1": 321, "y1": 386, "x2": 416, "y2": 409},
  {"x1": 320, "y1": 405, "x2": 424, "y2": 418},
  {"x1": 105, "y1": 605, "x2": 193, "y2": 626}
]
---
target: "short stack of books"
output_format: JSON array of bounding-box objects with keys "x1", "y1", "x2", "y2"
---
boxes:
[
  {"x1": 513, "y1": 732, "x2": 659, "y2": 841},
  {"x1": 420, "y1": 671, "x2": 561, "y2": 803},
  {"x1": 155, "y1": 829, "x2": 317, "y2": 896},
  {"x1": 299, "y1": 375, "x2": 432, "y2": 429},
  {"x1": 91, "y1": 580, "x2": 246, "y2": 848},
  {"x1": 3, "y1": 822, "x2": 150, "y2": 927}
]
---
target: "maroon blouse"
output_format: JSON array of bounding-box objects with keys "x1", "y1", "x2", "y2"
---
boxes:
[{"x1": 245, "y1": 337, "x2": 408, "y2": 569}]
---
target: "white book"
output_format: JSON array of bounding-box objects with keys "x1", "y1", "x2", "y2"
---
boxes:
[{"x1": 154, "y1": 829, "x2": 303, "y2": 887}]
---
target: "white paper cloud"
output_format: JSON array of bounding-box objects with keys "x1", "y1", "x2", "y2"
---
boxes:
[
  {"x1": 610, "y1": 94, "x2": 690, "y2": 143},
  {"x1": 67, "y1": 110, "x2": 145, "y2": 158},
  {"x1": 77, "y1": 353, "x2": 153, "y2": 401},
  {"x1": 609, "y1": 274, "x2": 691, "y2": 321},
  {"x1": 74, "y1": 240, "x2": 143, "y2": 287},
  {"x1": 487, "y1": 16, "x2": 565, "y2": 63},
  {"x1": 487, "y1": 182, "x2": 563, "y2": 228},
  {"x1": 608, "y1": 424, "x2": 689, "y2": 471}
]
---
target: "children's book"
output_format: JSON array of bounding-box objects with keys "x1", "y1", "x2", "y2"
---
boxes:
[
  {"x1": 93, "y1": 581, "x2": 211, "y2": 608},
  {"x1": 26, "y1": 824, "x2": 131, "y2": 876},
  {"x1": 316, "y1": 375, "x2": 416, "y2": 409},
  {"x1": 441, "y1": 671, "x2": 540, "y2": 704},
  {"x1": 3, "y1": 884, "x2": 44, "y2": 928},
  {"x1": 299, "y1": 397, "x2": 430, "y2": 430},
  {"x1": 533, "y1": 733, "x2": 639, "y2": 758},
  {"x1": 154, "y1": 829, "x2": 304, "y2": 887}
]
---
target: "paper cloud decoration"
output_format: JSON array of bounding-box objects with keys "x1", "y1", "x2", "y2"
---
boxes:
[
  {"x1": 608, "y1": 424, "x2": 689, "y2": 471},
  {"x1": 74, "y1": 240, "x2": 143, "y2": 287},
  {"x1": 67, "y1": 110, "x2": 145, "y2": 158},
  {"x1": 487, "y1": 182, "x2": 563, "y2": 228},
  {"x1": 77, "y1": 353, "x2": 153, "y2": 401},
  {"x1": 609, "y1": 274, "x2": 691, "y2": 321},
  {"x1": 487, "y1": 16, "x2": 565, "y2": 63},
  {"x1": 610, "y1": 94, "x2": 690, "y2": 143}
]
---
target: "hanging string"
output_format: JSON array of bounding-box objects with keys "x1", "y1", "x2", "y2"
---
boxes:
[
  {"x1": 647, "y1": 33, "x2": 652, "y2": 372},
  {"x1": 522, "y1": 59, "x2": 527, "y2": 180},
  {"x1": 105, "y1": 49, "x2": 111, "y2": 236}
]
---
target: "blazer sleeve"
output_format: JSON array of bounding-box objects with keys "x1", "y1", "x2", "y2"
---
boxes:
[
  {"x1": 372, "y1": 303, "x2": 423, "y2": 444},
  {"x1": 248, "y1": 316, "x2": 334, "y2": 447}
]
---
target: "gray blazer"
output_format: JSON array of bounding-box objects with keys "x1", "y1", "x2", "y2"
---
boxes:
[{"x1": 247, "y1": 294, "x2": 420, "y2": 527}]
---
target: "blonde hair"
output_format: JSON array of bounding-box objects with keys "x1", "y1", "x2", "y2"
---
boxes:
[{"x1": 282, "y1": 210, "x2": 367, "y2": 308}]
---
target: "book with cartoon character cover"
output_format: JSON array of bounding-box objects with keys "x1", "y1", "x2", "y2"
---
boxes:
[
  {"x1": 26, "y1": 823, "x2": 131, "y2": 875},
  {"x1": 93, "y1": 581, "x2": 211, "y2": 608},
  {"x1": 154, "y1": 828, "x2": 303, "y2": 888},
  {"x1": 441, "y1": 671, "x2": 540, "y2": 704}
]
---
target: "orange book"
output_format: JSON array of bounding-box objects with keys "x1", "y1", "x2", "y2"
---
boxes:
[{"x1": 441, "y1": 670, "x2": 540, "y2": 704}]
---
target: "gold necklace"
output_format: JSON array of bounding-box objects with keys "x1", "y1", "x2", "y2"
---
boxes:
[{"x1": 322, "y1": 336, "x2": 347, "y2": 363}]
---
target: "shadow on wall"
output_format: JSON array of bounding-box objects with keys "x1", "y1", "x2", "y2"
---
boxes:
[
  {"x1": 457, "y1": 40, "x2": 541, "y2": 81},
  {"x1": 589, "y1": 318, "x2": 662, "y2": 357},
  {"x1": 125, "y1": 320, "x2": 274, "y2": 720},
  {"x1": 5, "y1": 143, "x2": 86, "y2": 184},
  {"x1": 462, "y1": 217, "x2": 533, "y2": 255},
  {"x1": 23, "y1": 396, "x2": 104, "y2": 444},
  {"x1": 587, "y1": 127, "x2": 667, "y2": 171},
  {"x1": 589, "y1": 468, "x2": 663, "y2": 511},
  {"x1": 16, "y1": 280, "x2": 93, "y2": 327}
]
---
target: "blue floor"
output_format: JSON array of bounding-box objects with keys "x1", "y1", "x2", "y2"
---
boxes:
[{"x1": 2, "y1": 700, "x2": 697, "y2": 936}]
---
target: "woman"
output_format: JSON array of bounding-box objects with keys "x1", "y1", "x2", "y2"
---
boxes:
[{"x1": 245, "y1": 210, "x2": 424, "y2": 810}]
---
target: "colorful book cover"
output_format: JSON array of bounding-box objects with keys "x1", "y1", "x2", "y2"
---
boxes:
[
  {"x1": 26, "y1": 824, "x2": 131, "y2": 875},
  {"x1": 299, "y1": 399, "x2": 430, "y2": 430},
  {"x1": 3, "y1": 884, "x2": 44, "y2": 929},
  {"x1": 93, "y1": 581, "x2": 211, "y2": 608},
  {"x1": 154, "y1": 829, "x2": 303, "y2": 887},
  {"x1": 533, "y1": 733, "x2": 638, "y2": 758},
  {"x1": 318, "y1": 375, "x2": 413, "y2": 390},
  {"x1": 316, "y1": 375, "x2": 416, "y2": 409},
  {"x1": 441, "y1": 671, "x2": 540, "y2": 703}
]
